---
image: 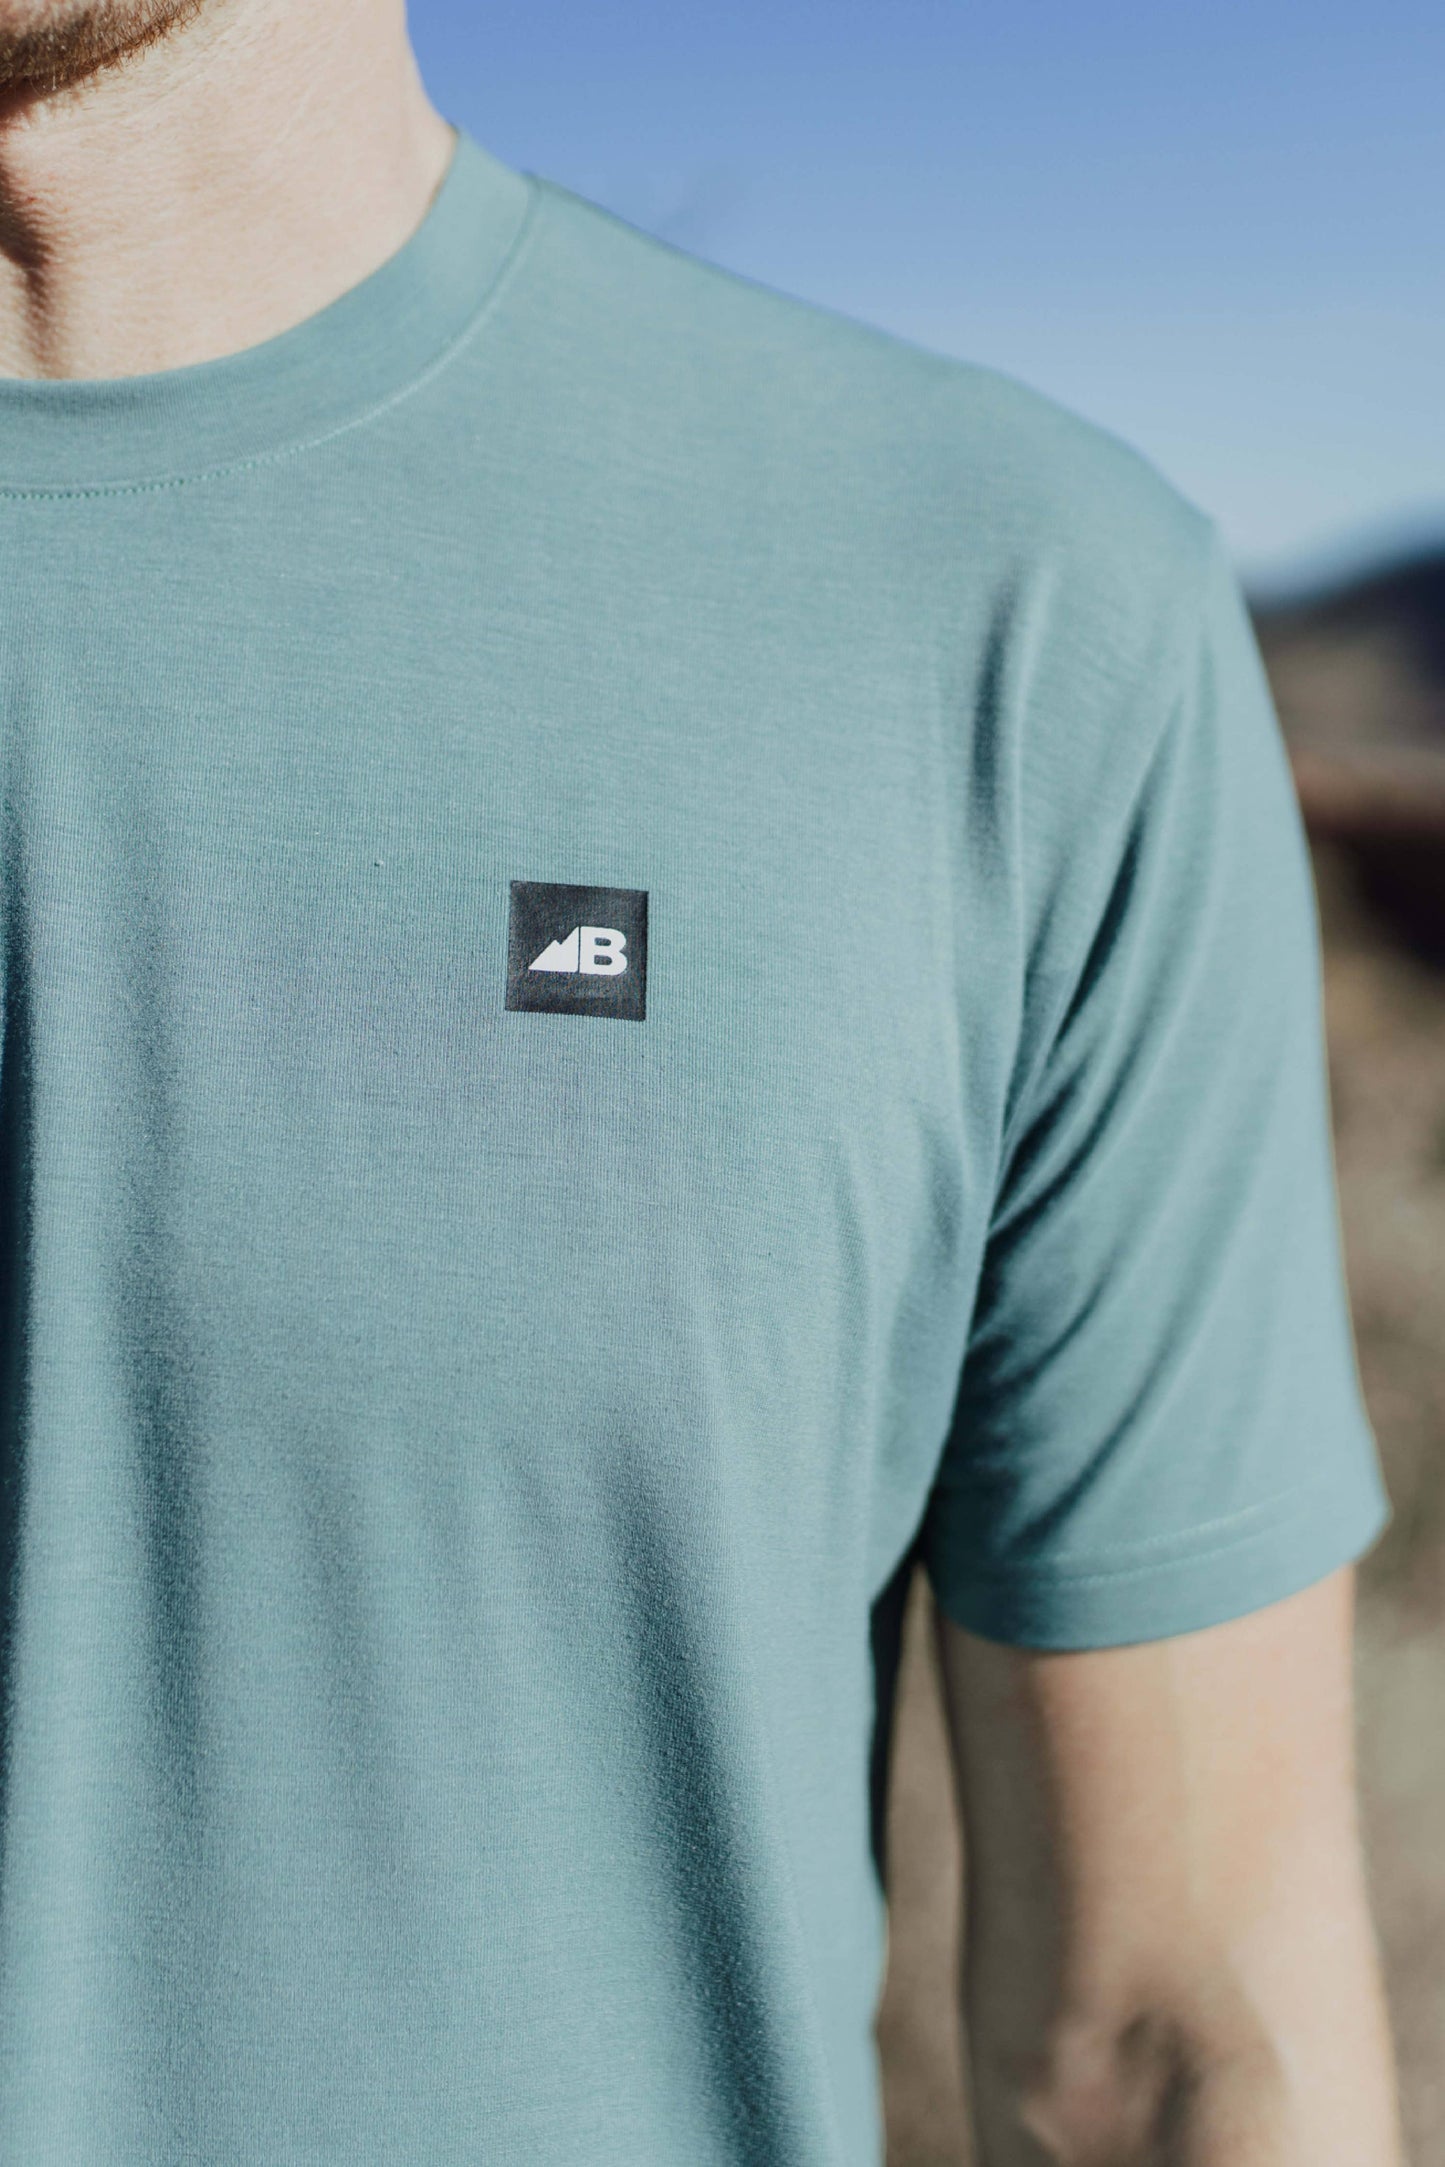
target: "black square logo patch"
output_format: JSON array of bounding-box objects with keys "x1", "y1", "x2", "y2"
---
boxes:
[{"x1": 505, "y1": 880, "x2": 649, "y2": 1021}]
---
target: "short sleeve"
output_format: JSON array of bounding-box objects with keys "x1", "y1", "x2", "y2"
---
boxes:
[{"x1": 920, "y1": 520, "x2": 1393, "y2": 1650}]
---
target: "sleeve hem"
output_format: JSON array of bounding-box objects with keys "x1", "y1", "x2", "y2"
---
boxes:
[{"x1": 923, "y1": 1450, "x2": 1393, "y2": 1651}]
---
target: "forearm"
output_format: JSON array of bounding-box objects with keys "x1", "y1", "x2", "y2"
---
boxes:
[
  {"x1": 969, "y1": 2024, "x2": 1285, "y2": 2167},
  {"x1": 965, "y1": 1957, "x2": 1407, "y2": 2166},
  {"x1": 935, "y1": 1571, "x2": 1408, "y2": 2165}
]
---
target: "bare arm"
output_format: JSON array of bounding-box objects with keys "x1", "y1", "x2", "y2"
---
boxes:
[{"x1": 933, "y1": 1563, "x2": 1406, "y2": 2165}]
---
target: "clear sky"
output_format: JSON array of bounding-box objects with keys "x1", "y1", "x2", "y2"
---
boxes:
[{"x1": 410, "y1": 1, "x2": 1444, "y2": 589}]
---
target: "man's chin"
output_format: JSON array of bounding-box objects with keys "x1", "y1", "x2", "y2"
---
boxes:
[{"x1": 0, "y1": 0, "x2": 207, "y2": 99}]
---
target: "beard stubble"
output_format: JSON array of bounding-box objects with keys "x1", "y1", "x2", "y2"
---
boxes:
[{"x1": 0, "y1": 0, "x2": 211, "y2": 96}]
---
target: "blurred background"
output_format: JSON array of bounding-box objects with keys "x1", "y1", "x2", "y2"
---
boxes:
[{"x1": 412, "y1": 5, "x2": 1445, "y2": 2158}]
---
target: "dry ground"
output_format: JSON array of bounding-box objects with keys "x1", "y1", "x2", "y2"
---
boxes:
[{"x1": 874, "y1": 837, "x2": 1445, "y2": 2164}]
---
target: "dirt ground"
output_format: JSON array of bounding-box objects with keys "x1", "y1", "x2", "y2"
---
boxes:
[{"x1": 873, "y1": 837, "x2": 1445, "y2": 2165}]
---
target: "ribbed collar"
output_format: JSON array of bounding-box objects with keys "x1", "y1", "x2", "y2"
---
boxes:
[{"x1": 0, "y1": 130, "x2": 535, "y2": 495}]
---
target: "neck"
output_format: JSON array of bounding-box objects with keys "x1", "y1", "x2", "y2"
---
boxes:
[{"x1": 0, "y1": 0, "x2": 455, "y2": 380}]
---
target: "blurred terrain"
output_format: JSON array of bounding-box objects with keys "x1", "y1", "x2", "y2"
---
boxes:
[
  {"x1": 1261, "y1": 548, "x2": 1445, "y2": 962},
  {"x1": 875, "y1": 544, "x2": 1445, "y2": 2165}
]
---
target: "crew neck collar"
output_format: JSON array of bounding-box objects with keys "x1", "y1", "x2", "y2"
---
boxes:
[{"x1": 0, "y1": 131, "x2": 536, "y2": 497}]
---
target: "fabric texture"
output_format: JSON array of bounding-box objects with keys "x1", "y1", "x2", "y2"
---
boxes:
[{"x1": 0, "y1": 129, "x2": 1390, "y2": 2166}]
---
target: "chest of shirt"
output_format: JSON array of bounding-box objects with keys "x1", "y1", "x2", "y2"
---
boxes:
[{"x1": 0, "y1": 508, "x2": 1013, "y2": 1485}]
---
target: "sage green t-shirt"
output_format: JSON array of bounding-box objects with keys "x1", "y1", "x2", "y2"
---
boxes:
[{"x1": 0, "y1": 132, "x2": 1390, "y2": 2166}]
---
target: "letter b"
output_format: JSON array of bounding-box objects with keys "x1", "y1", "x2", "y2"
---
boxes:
[{"x1": 579, "y1": 926, "x2": 627, "y2": 976}]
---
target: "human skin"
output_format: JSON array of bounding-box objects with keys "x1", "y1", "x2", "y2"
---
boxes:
[
  {"x1": 0, "y1": 0, "x2": 454, "y2": 378},
  {"x1": 938, "y1": 1565, "x2": 1407, "y2": 2164}
]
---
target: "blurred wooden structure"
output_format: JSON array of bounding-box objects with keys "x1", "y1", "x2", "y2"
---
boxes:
[
  {"x1": 1253, "y1": 551, "x2": 1445, "y2": 960},
  {"x1": 1288, "y1": 750, "x2": 1445, "y2": 966}
]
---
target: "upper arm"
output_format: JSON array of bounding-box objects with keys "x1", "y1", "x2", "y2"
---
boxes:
[
  {"x1": 919, "y1": 521, "x2": 1390, "y2": 1656},
  {"x1": 934, "y1": 1563, "x2": 1392, "y2": 2141}
]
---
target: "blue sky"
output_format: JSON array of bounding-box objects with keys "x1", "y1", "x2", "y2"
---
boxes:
[{"x1": 410, "y1": 2, "x2": 1444, "y2": 589}]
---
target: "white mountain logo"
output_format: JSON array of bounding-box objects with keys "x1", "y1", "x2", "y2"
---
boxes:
[{"x1": 528, "y1": 925, "x2": 629, "y2": 977}]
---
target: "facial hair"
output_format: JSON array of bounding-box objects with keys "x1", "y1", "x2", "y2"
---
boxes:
[{"x1": 0, "y1": 0, "x2": 210, "y2": 97}]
